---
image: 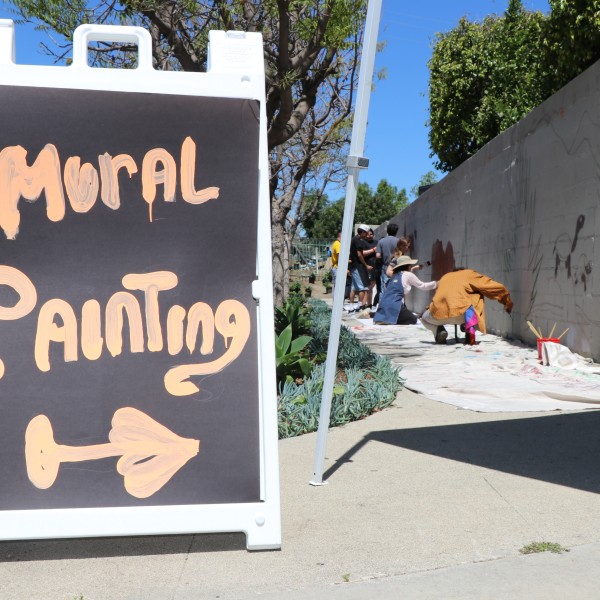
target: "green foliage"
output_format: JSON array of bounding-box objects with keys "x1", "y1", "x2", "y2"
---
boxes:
[
  {"x1": 274, "y1": 297, "x2": 312, "y2": 337},
  {"x1": 337, "y1": 325, "x2": 377, "y2": 369},
  {"x1": 428, "y1": 0, "x2": 600, "y2": 173},
  {"x1": 542, "y1": 0, "x2": 600, "y2": 95},
  {"x1": 356, "y1": 179, "x2": 409, "y2": 224},
  {"x1": 275, "y1": 324, "x2": 313, "y2": 386},
  {"x1": 519, "y1": 541, "x2": 569, "y2": 555},
  {"x1": 307, "y1": 299, "x2": 334, "y2": 354},
  {"x1": 9, "y1": 0, "x2": 88, "y2": 41},
  {"x1": 309, "y1": 199, "x2": 345, "y2": 240},
  {"x1": 301, "y1": 191, "x2": 329, "y2": 238},
  {"x1": 322, "y1": 269, "x2": 333, "y2": 286},
  {"x1": 289, "y1": 281, "x2": 302, "y2": 295},
  {"x1": 278, "y1": 358, "x2": 403, "y2": 438},
  {"x1": 410, "y1": 171, "x2": 439, "y2": 199},
  {"x1": 278, "y1": 299, "x2": 403, "y2": 438},
  {"x1": 308, "y1": 299, "x2": 376, "y2": 368},
  {"x1": 480, "y1": 0, "x2": 547, "y2": 135},
  {"x1": 309, "y1": 179, "x2": 408, "y2": 239},
  {"x1": 428, "y1": 0, "x2": 546, "y2": 172},
  {"x1": 287, "y1": 281, "x2": 308, "y2": 309}
]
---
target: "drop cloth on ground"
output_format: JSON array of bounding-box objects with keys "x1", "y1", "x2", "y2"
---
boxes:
[{"x1": 346, "y1": 318, "x2": 600, "y2": 412}]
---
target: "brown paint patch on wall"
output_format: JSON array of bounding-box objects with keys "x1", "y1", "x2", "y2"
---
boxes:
[{"x1": 431, "y1": 240, "x2": 456, "y2": 282}]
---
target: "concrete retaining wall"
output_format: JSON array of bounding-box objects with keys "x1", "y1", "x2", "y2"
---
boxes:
[{"x1": 382, "y1": 60, "x2": 599, "y2": 359}]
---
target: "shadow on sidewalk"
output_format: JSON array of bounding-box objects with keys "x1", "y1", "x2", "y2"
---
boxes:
[
  {"x1": 323, "y1": 410, "x2": 600, "y2": 493},
  {"x1": 0, "y1": 532, "x2": 246, "y2": 562}
]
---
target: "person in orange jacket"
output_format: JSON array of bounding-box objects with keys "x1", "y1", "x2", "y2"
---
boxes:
[{"x1": 421, "y1": 268, "x2": 513, "y2": 344}]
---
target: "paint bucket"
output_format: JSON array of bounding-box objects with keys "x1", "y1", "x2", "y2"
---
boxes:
[{"x1": 537, "y1": 338, "x2": 560, "y2": 362}]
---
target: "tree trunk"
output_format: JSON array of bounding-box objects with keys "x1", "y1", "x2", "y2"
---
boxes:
[{"x1": 271, "y1": 217, "x2": 290, "y2": 308}]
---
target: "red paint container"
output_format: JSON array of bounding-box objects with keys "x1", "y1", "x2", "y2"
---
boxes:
[{"x1": 537, "y1": 338, "x2": 560, "y2": 361}]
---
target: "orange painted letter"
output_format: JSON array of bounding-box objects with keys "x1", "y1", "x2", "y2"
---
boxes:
[
  {"x1": 35, "y1": 299, "x2": 78, "y2": 372},
  {"x1": 64, "y1": 156, "x2": 99, "y2": 213},
  {"x1": 141, "y1": 149, "x2": 176, "y2": 222},
  {"x1": 180, "y1": 137, "x2": 220, "y2": 205},
  {"x1": 0, "y1": 144, "x2": 65, "y2": 239}
]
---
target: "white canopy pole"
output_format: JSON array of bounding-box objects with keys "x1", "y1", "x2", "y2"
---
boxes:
[{"x1": 310, "y1": 0, "x2": 383, "y2": 485}]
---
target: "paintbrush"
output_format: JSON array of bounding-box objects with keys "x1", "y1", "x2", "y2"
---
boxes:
[
  {"x1": 549, "y1": 323, "x2": 557, "y2": 338},
  {"x1": 526, "y1": 320, "x2": 543, "y2": 338},
  {"x1": 557, "y1": 327, "x2": 569, "y2": 340}
]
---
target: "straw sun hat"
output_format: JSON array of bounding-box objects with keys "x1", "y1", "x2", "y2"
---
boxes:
[{"x1": 391, "y1": 255, "x2": 418, "y2": 271}]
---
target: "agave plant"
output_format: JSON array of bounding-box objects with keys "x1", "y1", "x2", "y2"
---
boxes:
[
  {"x1": 275, "y1": 324, "x2": 313, "y2": 386},
  {"x1": 275, "y1": 297, "x2": 312, "y2": 337}
]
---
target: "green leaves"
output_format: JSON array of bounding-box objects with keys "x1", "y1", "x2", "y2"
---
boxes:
[
  {"x1": 428, "y1": 0, "x2": 600, "y2": 173},
  {"x1": 543, "y1": 0, "x2": 600, "y2": 95},
  {"x1": 519, "y1": 541, "x2": 569, "y2": 555},
  {"x1": 275, "y1": 295, "x2": 312, "y2": 337},
  {"x1": 278, "y1": 358, "x2": 403, "y2": 438},
  {"x1": 410, "y1": 171, "x2": 438, "y2": 199},
  {"x1": 275, "y1": 324, "x2": 314, "y2": 385},
  {"x1": 428, "y1": 3, "x2": 546, "y2": 172},
  {"x1": 306, "y1": 178, "x2": 408, "y2": 240},
  {"x1": 277, "y1": 300, "x2": 404, "y2": 438}
]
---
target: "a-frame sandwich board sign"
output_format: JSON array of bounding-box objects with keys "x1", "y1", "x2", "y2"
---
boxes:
[{"x1": 0, "y1": 21, "x2": 280, "y2": 550}]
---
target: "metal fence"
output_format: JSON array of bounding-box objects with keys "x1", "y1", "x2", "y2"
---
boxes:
[{"x1": 291, "y1": 239, "x2": 332, "y2": 273}]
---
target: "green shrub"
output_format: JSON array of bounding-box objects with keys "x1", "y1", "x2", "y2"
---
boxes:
[
  {"x1": 287, "y1": 281, "x2": 304, "y2": 307},
  {"x1": 276, "y1": 298, "x2": 403, "y2": 438},
  {"x1": 278, "y1": 365, "x2": 325, "y2": 438},
  {"x1": 308, "y1": 299, "x2": 376, "y2": 369},
  {"x1": 278, "y1": 358, "x2": 403, "y2": 438},
  {"x1": 306, "y1": 299, "x2": 332, "y2": 353},
  {"x1": 337, "y1": 327, "x2": 377, "y2": 369}
]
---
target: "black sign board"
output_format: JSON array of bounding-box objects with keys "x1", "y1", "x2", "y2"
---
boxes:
[{"x1": 0, "y1": 85, "x2": 261, "y2": 509}]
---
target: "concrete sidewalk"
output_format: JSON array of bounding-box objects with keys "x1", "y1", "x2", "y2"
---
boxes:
[{"x1": 2, "y1": 380, "x2": 600, "y2": 599}]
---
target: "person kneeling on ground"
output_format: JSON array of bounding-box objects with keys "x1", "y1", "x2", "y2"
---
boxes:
[
  {"x1": 374, "y1": 255, "x2": 437, "y2": 325},
  {"x1": 421, "y1": 268, "x2": 513, "y2": 344}
]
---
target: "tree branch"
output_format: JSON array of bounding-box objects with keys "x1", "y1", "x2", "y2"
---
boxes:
[{"x1": 141, "y1": 3, "x2": 201, "y2": 72}]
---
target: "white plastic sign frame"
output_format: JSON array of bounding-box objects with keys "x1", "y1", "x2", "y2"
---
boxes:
[{"x1": 0, "y1": 21, "x2": 280, "y2": 550}]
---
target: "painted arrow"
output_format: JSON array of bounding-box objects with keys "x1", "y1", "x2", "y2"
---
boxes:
[{"x1": 25, "y1": 407, "x2": 200, "y2": 499}]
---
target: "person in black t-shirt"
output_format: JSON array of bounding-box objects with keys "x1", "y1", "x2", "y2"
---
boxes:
[
  {"x1": 348, "y1": 225, "x2": 370, "y2": 311},
  {"x1": 361, "y1": 228, "x2": 378, "y2": 307}
]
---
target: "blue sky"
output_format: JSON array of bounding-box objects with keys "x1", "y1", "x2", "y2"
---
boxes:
[{"x1": 0, "y1": 1, "x2": 550, "y2": 198}]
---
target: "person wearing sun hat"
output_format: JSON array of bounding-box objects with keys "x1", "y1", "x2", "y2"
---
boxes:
[{"x1": 373, "y1": 255, "x2": 438, "y2": 325}]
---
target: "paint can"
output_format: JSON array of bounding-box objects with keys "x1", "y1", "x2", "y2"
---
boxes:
[{"x1": 537, "y1": 338, "x2": 560, "y2": 362}]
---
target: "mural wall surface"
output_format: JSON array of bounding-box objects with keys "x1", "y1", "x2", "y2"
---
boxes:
[{"x1": 385, "y1": 60, "x2": 599, "y2": 360}]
